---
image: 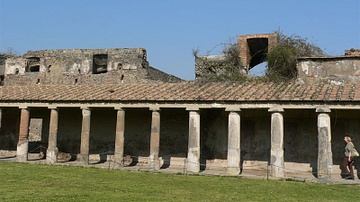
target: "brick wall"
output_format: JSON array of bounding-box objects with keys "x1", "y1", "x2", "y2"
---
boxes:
[
  {"x1": 195, "y1": 33, "x2": 278, "y2": 80},
  {"x1": 238, "y1": 33, "x2": 278, "y2": 69}
]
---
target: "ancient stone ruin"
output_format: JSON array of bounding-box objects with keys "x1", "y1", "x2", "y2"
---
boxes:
[
  {"x1": 195, "y1": 33, "x2": 278, "y2": 80},
  {"x1": 0, "y1": 33, "x2": 359, "y2": 181},
  {"x1": 2, "y1": 48, "x2": 182, "y2": 86}
]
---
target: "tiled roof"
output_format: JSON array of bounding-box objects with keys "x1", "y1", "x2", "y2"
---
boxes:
[{"x1": 0, "y1": 82, "x2": 359, "y2": 103}]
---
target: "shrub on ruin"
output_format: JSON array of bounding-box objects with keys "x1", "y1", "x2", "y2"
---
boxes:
[
  {"x1": 193, "y1": 42, "x2": 248, "y2": 83},
  {"x1": 266, "y1": 31, "x2": 326, "y2": 82}
]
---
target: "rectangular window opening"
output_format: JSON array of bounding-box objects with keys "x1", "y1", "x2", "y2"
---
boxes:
[
  {"x1": 26, "y1": 57, "x2": 40, "y2": 72},
  {"x1": 93, "y1": 54, "x2": 108, "y2": 74}
]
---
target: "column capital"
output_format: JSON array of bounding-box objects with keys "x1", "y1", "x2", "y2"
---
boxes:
[
  {"x1": 149, "y1": 106, "x2": 160, "y2": 111},
  {"x1": 268, "y1": 107, "x2": 284, "y2": 113},
  {"x1": 114, "y1": 106, "x2": 124, "y2": 111},
  {"x1": 225, "y1": 107, "x2": 241, "y2": 112},
  {"x1": 80, "y1": 106, "x2": 91, "y2": 111},
  {"x1": 48, "y1": 106, "x2": 58, "y2": 110},
  {"x1": 19, "y1": 106, "x2": 28, "y2": 109},
  {"x1": 316, "y1": 107, "x2": 331, "y2": 113},
  {"x1": 186, "y1": 107, "x2": 199, "y2": 111}
]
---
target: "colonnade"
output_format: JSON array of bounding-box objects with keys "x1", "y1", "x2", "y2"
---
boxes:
[{"x1": 11, "y1": 106, "x2": 333, "y2": 179}]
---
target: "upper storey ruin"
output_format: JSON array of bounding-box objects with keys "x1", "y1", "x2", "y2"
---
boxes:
[
  {"x1": 1, "y1": 48, "x2": 182, "y2": 86},
  {"x1": 195, "y1": 33, "x2": 278, "y2": 79},
  {"x1": 195, "y1": 33, "x2": 360, "y2": 85}
]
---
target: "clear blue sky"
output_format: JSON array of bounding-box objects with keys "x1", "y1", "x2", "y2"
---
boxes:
[{"x1": 1, "y1": 0, "x2": 359, "y2": 80}]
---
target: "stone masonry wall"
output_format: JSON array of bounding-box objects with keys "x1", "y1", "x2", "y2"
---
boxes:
[
  {"x1": 195, "y1": 55, "x2": 239, "y2": 80},
  {"x1": 3, "y1": 48, "x2": 182, "y2": 85},
  {"x1": 297, "y1": 56, "x2": 360, "y2": 84}
]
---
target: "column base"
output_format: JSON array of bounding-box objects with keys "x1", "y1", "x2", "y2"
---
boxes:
[
  {"x1": 149, "y1": 159, "x2": 161, "y2": 171},
  {"x1": 113, "y1": 155, "x2": 124, "y2": 169},
  {"x1": 46, "y1": 147, "x2": 58, "y2": 164},
  {"x1": 78, "y1": 154, "x2": 89, "y2": 165},
  {"x1": 317, "y1": 168, "x2": 333, "y2": 180},
  {"x1": 227, "y1": 149, "x2": 241, "y2": 176},
  {"x1": 186, "y1": 159, "x2": 200, "y2": 173},
  {"x1": 17, "y1": 141, "x2": 28, "y2": 162},
  {"x1": 227, "y1": 167, "x2": 241, "y2": 176},
  {"x1": 270, "y1": 164, "x2": 285, "y2": 178},
  {"x1": 318, "y1": 174, "x2": 333, "y2": 180}
]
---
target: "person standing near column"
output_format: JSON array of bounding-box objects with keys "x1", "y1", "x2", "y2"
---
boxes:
[{"x1": 343, "y1": 136, "x2": 356, "y2": 180}]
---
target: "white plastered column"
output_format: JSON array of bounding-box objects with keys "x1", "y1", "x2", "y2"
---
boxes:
[
  {"x1": 226, "y1": 107, "x2": 241, "y2": 175},
  {"x1": 186, "y1": 107, "x2": 200, "y2": 173},
  {"x1": 316, "y1": 107, "x2": 333, "y2": 180},
  {"x1": 268, "y1": 107, "x2": 285, "y2": 178}
]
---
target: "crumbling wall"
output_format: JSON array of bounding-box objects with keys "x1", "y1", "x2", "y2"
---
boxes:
[
  {"x1": 0, "y1": 54, "x2": 12, "y2": 78},
  {"x1": 345, "y1": 49, "x2": 360, "y2": 56},
  {"x1": 297, "y1": 56, "x2": 360, "y2": 84},
  {"x1": 195, "y1": 55, "x2": 236, "y2": 80},
  {"x1": 195, "y1": 33, "x2": 278, "y2": 80},
  {"x1": 3, "y1": 48, "x2": 182, "y2": 85}
]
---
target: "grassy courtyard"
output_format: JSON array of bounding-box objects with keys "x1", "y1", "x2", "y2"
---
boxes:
[{"x1": 0, "y1": 162, "x2": 358, "y2": 201}]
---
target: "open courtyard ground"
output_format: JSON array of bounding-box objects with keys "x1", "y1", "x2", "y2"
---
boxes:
[{"x1": 0, "y1": 162, "x2": 359, "y2": 201}]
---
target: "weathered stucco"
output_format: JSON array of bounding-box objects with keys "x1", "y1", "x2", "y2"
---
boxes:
[{"x1": 297, "y1": 56, "x2": 360, "y2": 84}]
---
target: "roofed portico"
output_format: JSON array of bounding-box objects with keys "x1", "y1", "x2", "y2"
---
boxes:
[{"x1": 0, "y1": 82, "x2": 359, "y2": 180}]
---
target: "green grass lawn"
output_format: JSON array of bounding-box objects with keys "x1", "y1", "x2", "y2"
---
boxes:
[{"x1": 0, "y1": 162, "x2": 358, "y2": 202}]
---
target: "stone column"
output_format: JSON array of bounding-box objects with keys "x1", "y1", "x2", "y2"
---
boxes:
[
  {"x1": 17, "y1": 107, "x2": 30, "y2": 162},
  {"x1": 149, "y1": 107, "x2": 161, "y2": 170},
  {"x1": 114, "y1": 107, "x2": 125, "y2": 168},
  {"x1": 79, "y1": 107, "x2": 91, "y2": 165},
  {"x1": 46, "y1": 107, "x2": 59, "y2": 164},
  {"x1": 186, "y1": 108, "x2": 200, "y2": 173},
  {"x1": 0, "y1": 108, "x2": 2, "y2": 129},
  {"x1": 268, "y1": 107, "x2": 285, "y2": 178},
  {"x1": 316, "y1": 108, "x2": 333, "y2": 180},
  {"x1": 226, "y1": 108, "x2": 241, "y2": 175}
]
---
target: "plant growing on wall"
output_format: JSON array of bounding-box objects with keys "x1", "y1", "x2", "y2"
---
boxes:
[
  {"x1": 195, "y1": 32, "x2": 326, "y2": 83},
  {"x1": 193, "y1": 42, "x2": 249, "y2": 83},
  {"x1": 266, "y1": 31, "x2": 326, "y2": 82},
  {"x1": 0, "y1": 48, "x2": 18, "y2": 57}
]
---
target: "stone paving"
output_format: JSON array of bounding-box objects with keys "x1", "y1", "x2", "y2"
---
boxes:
[{"x1": 1, "y1": 152, "x2": 359, "y2": 186}]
